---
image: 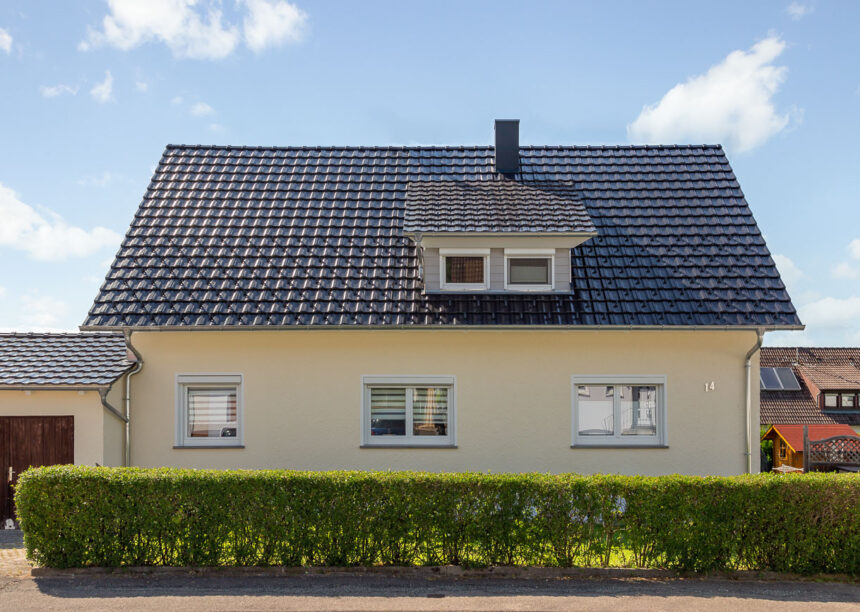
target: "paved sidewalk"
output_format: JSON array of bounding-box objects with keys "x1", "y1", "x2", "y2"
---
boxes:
[{"x1": 0, "y1": 533, "x2": 856, "y2": 611}]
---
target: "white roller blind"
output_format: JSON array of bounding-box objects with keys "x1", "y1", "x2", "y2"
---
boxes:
[
  {"x1": 370, "y1": 387, "x2": 406, "y2": 419},
  {"x1": 188, "y1": 388, "x2": 237, "y2": 438},
  {"x1": 412, "y1": 388, "x2": 448, "y2": 424}
]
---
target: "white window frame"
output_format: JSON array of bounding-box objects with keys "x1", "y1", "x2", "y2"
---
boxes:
[
  {"x1": 504, "y1": 248, "x2": 555, "y2": 291},
  {"x1": 175, "y1": 373, "x2": 244, "y2": 448},
  {"x1": 439, "y1": 248, "x2": 490, "y2": 291},
  {"x1": 361, "y1": 375, "x2": 456, "y2": 447},
  {"x1": 571, "y1": 375, "x2": 667, "y2": 447}
]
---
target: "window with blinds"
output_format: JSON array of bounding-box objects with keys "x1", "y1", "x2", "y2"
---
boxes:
[
  {"x1": 363, "y1": 377, "x2": 455, "y2": 446},
  {"x1": 187, "y1": 388, "x2": 238, "y2": 438},
  {"x1": 176, "y1": 374, "x2": 243, "y2": 447}
]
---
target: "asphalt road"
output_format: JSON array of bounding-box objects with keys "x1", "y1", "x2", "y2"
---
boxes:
[{"x1": 0, "y1": 573, "x2": 858, "y2": 611}]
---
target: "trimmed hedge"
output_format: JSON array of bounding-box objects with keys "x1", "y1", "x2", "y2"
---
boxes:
[{"x1": 15, "y1": 466, "x2": 860, "y2": 573}]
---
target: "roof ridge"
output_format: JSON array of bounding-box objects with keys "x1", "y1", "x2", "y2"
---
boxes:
[{"x1": 163, "y1": 144, "x2": 726, "y2": 152}]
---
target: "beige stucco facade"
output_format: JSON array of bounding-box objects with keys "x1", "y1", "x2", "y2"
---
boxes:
[
  {"x1": 0, "y1": 389, "x2": 114, "y2": 466},
  {"x1": 125, "y1": 329, "x2": 761, "y2": 476}
]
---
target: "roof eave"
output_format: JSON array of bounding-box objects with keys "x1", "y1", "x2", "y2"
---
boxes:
[{"x1": 80, "y1": 323, "x2": 806, "y2": 333}]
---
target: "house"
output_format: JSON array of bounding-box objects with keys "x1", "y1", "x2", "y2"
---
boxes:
[
  {"x1": 35, "y1": 119, "x2": 800, "y2": 476},
  {"x1": 760, "y1": 347, "x2": 860, "y2": 433},
  {"x1": 0, "y1": 333, "x2": 133, "y2": 521},
  {"x1": 761, "y1": 424, "x2": 860, "y2": 471}
]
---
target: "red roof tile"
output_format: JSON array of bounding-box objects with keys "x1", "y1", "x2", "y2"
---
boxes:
[{"x1": 764, "y1": 424, "x2": 859, "y2": 453}]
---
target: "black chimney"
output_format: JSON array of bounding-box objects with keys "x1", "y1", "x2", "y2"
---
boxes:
[{"x1": 494, "y1": 119, "x2": 519, "y2": 174}]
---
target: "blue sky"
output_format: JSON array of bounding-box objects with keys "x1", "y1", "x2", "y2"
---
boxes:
[{"x1": 0, "y1": 1, "x2": 858, "y2": 345}]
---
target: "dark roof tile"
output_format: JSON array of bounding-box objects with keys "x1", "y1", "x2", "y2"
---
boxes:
[
  {"x1": 83, "y1": 145, "x2": 801, "y2": 328},
  {"x1": 0, "y1": 333, "x2": 133, "y2": 387}
]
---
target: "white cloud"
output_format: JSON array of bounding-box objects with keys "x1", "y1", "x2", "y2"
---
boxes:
[
  {"x1": 90, "y1": 70, "x2": 114, "y2": 103},
  {"x1": 77, "y1": 171, "x2": 117, "y2": 187},
  {"x1": 0, "y1": 182, "x2": 121, "y2": 261},
  {"x1": 20, "y1": 294, "x2": 68, "y2": 329},
  {"x1": 171, "y1": 95, "x2": 184, "y2": 105},
  {"x1": 0, "y1": 27, "x2": 11, "y2": 54},
  {"x1": 208, "y1": 122, "x2": 225, "y2": 132},
  {"x1": 830, "y1": 238, "x2": 860, "y2": 279},
  {"x1": 0, "y1": 286, "x2": 6, "y2": 299},
  {"x1": 628, "y1": 36, "x2": 793, "y2": 153},
  {"x1": 135, "y1": 80, "x2": 149, "y2": 92},
  {"x1": 772, "y1": 254, "x2": 804, "y2": 291},
  {"x1": 800, "y1": 296, "x2": 860, "y2": 329},
  {"x1": 80, "y1": 0, "x2": 306, "y2": 60},
  {"x1": 40, "y1": 84, "x2": 79, "y2": 98},
  {"x1": 190, "y1": 101, "x2": 215, "y2": 116},
  {"x1": 80, "y1": 0, "x2": 241, "y2": 60},
  {"x1": 243, "y1": 0, "x2": 307, "y2": 52},
  {"x1": 848, "y1": 238, "x2": 860, "y2": 260},
  {"x1": 786, "y1": 2, "x2": 813, "y2": 20}
]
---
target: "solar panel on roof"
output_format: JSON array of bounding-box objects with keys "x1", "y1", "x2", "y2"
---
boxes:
[
  {"x1": 760, "y1": 367, "x2": 801, "y2": 390},
  {"x1": 760, "y1": 368, "x2": 781, "y2": 390},
  {"x1": 775, "y1": 367, "x2": 801, "y2": 390}
]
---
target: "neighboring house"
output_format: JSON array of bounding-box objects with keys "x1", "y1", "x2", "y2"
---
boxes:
[
  {"x1": 56, "y1": 120, "x2": 802, "y2": 476},
  {"x1": 761, "y1": 424, "x2": 860, "y2": 471},
  {"x1": 760, "y1": 347, "x2": 860, "y2": 433},
  {"x1": 0, "y1": 333, "x2": 133, "y2": 521}
]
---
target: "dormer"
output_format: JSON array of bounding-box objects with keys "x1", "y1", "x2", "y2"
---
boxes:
[{"x1": 404, "y1": 121, "x2": 597, "y2": 294}]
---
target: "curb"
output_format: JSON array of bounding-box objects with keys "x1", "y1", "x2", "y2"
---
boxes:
[{"x1": 29, "y1": 565, "x2": 858, "y2": 583}]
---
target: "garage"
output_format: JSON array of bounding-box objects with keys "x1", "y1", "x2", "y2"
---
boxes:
[{"x1": 0, "y1": 333, "x2": 133, "y2": 523}]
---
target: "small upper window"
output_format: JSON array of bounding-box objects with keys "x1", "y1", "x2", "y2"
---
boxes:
[
  {"x1": 446, "y1": 257, "x2": 484, "y2": 284},
  {"x1": 824, "y1": 394, "x2": 838, "y2": 409},
  {"x1": 504, "y1": 249, "x2": 554, "y2": 291},
  {"x1": 439, "y1": 249, "x2": 489, "y2": 290},
  {"x1": 176, "y1": 374, "x2": 242, "y2": 447},
  {"x1": 842, "y1": 394, "x2": 856, "y2": 409},
  {"x1": 509, "y1": 258, "x2": 551, "y2": 285},
  {"x1": 779, "y1": 439, "x2": 787, "y2": 459}
]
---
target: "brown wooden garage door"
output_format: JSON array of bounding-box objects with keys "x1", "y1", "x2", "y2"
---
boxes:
[{"x1": 0, "y1": 416, "x2": 74, "y2": 522}]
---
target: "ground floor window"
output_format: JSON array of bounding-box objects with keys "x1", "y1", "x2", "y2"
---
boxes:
[
  {"x1": 571, "y1": 376, "x2": 667, "y2": 447},
  {"x1": 362, "y1": 376, "x2": 456, "y2": 447},
  {"x1": 176, "y1": 374, "x2": 243, "y2": 447}
]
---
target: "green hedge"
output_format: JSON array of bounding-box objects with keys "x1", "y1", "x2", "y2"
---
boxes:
[{"x1": 14, "y1": 466, "x2": 860, "y2": 573}]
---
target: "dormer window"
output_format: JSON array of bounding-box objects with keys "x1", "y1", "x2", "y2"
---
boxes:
[
  {"x1": 505, "y1": 249, "x2": 554, "y2": 291},
  {"x1": 440, "y1": 249, "x2": 489, "y2": 291}
]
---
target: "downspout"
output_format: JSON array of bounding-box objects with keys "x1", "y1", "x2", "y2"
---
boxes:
[
  {"x1": 744, "y1": 329, "x2": 764, "y2": 474},
  {"x1": 123, "y1": 330, "x2": 144, "y2": 467},
  {"x1": 99, "y1": 387, "x2": 128, "y2": 425}
]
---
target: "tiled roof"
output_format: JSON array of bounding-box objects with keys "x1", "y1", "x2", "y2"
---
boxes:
[
  {"x1": 403, "y1": 180, "x2": 597, "y2": 234},
  {"x1": 83, "y1": 144, "x2": 802, "y2": 328},
  {"x1": 760, "y1": 347, "x2": 860, "y2": 426},
  {"x1": 762, "y1": 347, "x2": 860, "y2": 390},
  {"x1": 0, "y1": 333, "x2": 133, "y2": 387},
  {"x1": 764, "y1": 424, "x2": 859, "y2": 453}
]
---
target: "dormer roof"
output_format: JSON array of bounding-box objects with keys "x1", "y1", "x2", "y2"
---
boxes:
[{"x1": 403, "y1": 180, "x2": 596, "y2": 235}]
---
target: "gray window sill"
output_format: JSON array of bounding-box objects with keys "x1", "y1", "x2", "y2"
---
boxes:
[
  {"x1": 360, "y1": 444, "x2": 458, "y2": 449},
  {"x1": 173, "y1": 445, "x2": 245, "y2": 449},
  {"x1": 570, "y1": 444, "x2": 669, "y2": 449}
]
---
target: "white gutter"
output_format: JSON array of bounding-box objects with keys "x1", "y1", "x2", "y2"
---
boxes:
[
  {"x1": 81, "y1": 324, "x2": 805, "y2": 333},
  {"x1": 744, "y1": 329, "x2": 764, "y2": 474},
  {"x1": 123, "y1": 330, "x2": 144, "y2": 468}
]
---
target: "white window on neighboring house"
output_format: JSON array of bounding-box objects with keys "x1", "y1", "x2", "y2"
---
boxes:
[
  {"x1": 175, "y1": 374, "x2": 243, "y2": 447},
  {"x1": 504, "y1": 248, "x2": 554, "y2": 291},
  {"x1": 439, "y1": 249, "x2": 489, "y2": 291},
  {"x1": 571, "y1": 376, "x2": 667, "y2": 447},
  {"x1": 361, "y1": 375, "x2": 456, "y2": 447}
]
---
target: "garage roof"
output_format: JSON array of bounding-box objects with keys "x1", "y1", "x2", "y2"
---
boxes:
[{"x1": 0, "y1": 333, "x2": 134, "y2": 387}]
